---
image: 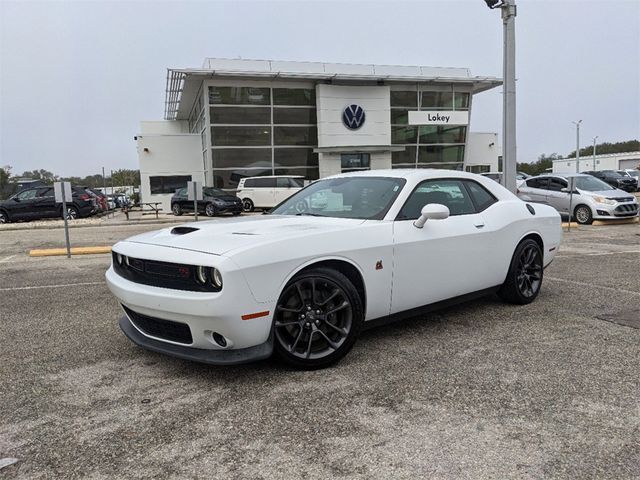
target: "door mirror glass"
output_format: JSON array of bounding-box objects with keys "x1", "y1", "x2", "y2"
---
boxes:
[{"x1": 414, "y1": 203, "x2": 450, "y2": 228}]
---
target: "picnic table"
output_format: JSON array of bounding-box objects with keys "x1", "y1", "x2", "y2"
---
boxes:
[{"x1": 139, "y1": 202, "x2": 163, "y2": 219}]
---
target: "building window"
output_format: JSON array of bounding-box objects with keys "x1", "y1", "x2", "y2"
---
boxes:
[
  {"x1": 466, "y1": 165, "x2": 491, "y2": 173},
  {"x1": 273, "y1": 108, "x2": 317, "y2": 124},
  {"x1": 211, "y1": 126, "x2": 271, "y2": 146},
  {"x1": 208, "y1": 86, "x2": 270, "y2": 105},
  {"x1": 341, "y1": 153, "x2": 371, "y2": 172},
  {"x1": 273, "y1": 88, "x2": 315, "y2": 105},
  {"x1": 390, "y1": 91, "x2": 417, "y2": 108},
  {"x1": 210, "y1": 107, "x2": 271, "y2": 124},
  {"x1": 149, "y1": 175, "x2": 192, "y2": 194},
  {"x1": 418, "y1": 145, "x2": 465, "y2": 164},
  {"x1": 420, "y1": 91, "x2": 453, "y2": 110},
  {"x1": 274, "y1": 148, "x2": 318, "y2": 167},
  {"x1": 274, "y1": 126, "x2": 317, "y2": 146},
  {"x1": 212, "y1": 148, "x2": 272, "y2": 169}
]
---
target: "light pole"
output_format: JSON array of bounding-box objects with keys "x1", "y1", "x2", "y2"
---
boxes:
[
  {"x1": 572, "y1": 120, "x2": 582, "y2": 173},
  {"x1": 484, "y1": 0, "x2": 517, "y2": 193},
  {"x1": 592, "y1": 136, "x2": 598, "y2": 170}
]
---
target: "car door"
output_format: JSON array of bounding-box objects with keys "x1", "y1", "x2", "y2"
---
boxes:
[
  {"x1": 391, "y1": 179, "x2": 503, "y2": 313},
  {"x1": 10, "y1": 189, "x2": 39, "y2": 220},
  {"x1": 35, "y1": 187, "x2": 57, "y2": 217},
  {"x1": 544, "y1": 177, "x2": 571, "y2": 215},
  {"x1": 520, "y1": 177, "x2": 549, "y2": 203},
  {"x1": 253, "y1": 178, "x2": 276, "y2": 208}
]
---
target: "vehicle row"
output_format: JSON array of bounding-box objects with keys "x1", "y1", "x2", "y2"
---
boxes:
[{"x1": 0, "y1": 186, "x2": 131, "y2": 223}]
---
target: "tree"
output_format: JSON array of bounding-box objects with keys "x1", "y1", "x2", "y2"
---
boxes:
[
  {"x1": 110, "y1": 169, "x2": 140, "y2": 188},
  {"x1": 0, "y1": 165, "x2": 12, "y2": 199},
  {"x1": 517, "y1": 153, "x2": 561, "y2": 176},
  {"x1": 567, "y1": 139, "x2": 639, "y2": 158},
  {"x1": 19, "y1": 169, "x2": 58, "y2": 183}
]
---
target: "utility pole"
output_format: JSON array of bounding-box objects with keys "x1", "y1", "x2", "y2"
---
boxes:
[
  {"x1": 592, "y1": 136, "x2": 598, "y2": 170},
  {"x1": 484, "y1": 0, "x2": 517, "y2": 193},
  {"x1": 573, "y1": 120, "x2": 582, "y2": 173}
]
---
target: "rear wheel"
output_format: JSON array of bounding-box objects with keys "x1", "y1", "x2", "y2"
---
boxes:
[
  {"x1": 62, "y1": 206, "x2": 79, "y2": 220},
  {"x1": 0, "y1": 210, "x2": 9, "y2": 223},
  {"x1": 242, "y1": 198, "x2": 254, "y2": 212},
  {"x1": 498, "y1": 239, "x2": 543, "y2": 305},
  {"x1": 205, "y1": 203, "x2": 217, "y2": 217},
  {"x1": 273, "y1": 267, "x2": 363, "y2": 369},
  {"x1": 172, "y1": 203, "x2": 182, "y2": 216},
  {"x1": 574, "y1": 205, "x2": 593, "y2": 225}
]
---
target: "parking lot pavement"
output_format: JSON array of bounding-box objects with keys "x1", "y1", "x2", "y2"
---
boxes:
[{"x1": 1, "y1": 223, "x2": 639, "y2": 479}]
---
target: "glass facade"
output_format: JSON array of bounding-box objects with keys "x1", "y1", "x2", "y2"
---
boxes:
[
  {"x1": 390, "y1": 88, "x2": 469, "y2": 170},
  {"x1": 208, "y1": 86, "x2": 318, "y2": 188}
]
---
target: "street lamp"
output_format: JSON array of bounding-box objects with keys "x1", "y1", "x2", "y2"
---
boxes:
[
  {"x1": 592, "y1": 136, "x2": 599, "y2": 170},
  {"x1": 572, "y1": 120, "x2": 582, "y2": 173},
  {"x1": 483, "y1": 0, "x2": 517, "y2": 193}
]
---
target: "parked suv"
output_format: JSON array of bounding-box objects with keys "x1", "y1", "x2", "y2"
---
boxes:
[
  {"x1": 582, "y1": 170, "x2": 637, "y2": 192},
  {"x1": 517, "y1": 173, "x2": 639, "y2": 224},
  {"x1": 0, "y1": 186, "x2": 96, "y2": 223},
  {"x1": 171, "y1": 187, "x2": 242, "y2": 217},
  {"x1": 236, "y1": 175, "x2": 305, "y2": 212},
  {"x1": 620, "y1": 170, "x2": 640, "y2": 190}
]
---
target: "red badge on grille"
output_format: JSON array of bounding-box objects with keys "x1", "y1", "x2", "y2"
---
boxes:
[{"x1": 178, "y1": 267, "x2": 190, "y2": 278}]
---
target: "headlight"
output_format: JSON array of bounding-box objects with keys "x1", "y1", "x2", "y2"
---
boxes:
[
  {"x1": 210, "y1": 267, "x2": 223, "y2": 289},
  {"x1": 195, "y1": 266, "x2": 207, "y2": 284},
  {"x1": 116, "y1": 253, "x2": 123, "y2": 265},
  {"x1": 593, "y1": 196, "x2": 616, "y2": 206}
]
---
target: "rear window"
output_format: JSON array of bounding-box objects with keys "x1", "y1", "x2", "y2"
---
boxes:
[{"x1": 526, "y1": 177, "x2": 549, "y2": 189}]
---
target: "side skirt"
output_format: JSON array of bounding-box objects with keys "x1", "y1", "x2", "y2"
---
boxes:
[{"x1": 363, "y1": 286, "x2": 501, "y2": 331}]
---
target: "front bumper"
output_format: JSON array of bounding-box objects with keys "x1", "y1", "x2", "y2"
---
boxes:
[
  {"x1": 119, "y1": 316, "x2": 273, "y2": 365},
  {"x1": 215, "y1": 203, "x2": 243, "y2": 214},
  {"x1": 592, "y1": 201, "x2": 639, "y2": 219}
]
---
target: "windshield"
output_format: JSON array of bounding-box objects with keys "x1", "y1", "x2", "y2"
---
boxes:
[
  {"x1": 574, "y1": 176, "x2": 615, "y2": 191},
  {"x1": 203, "y1": 187, "x2": 227, "y2": 197},
  {"x1": 270, "y1": 176, "x2": 406, "y2": 220}
]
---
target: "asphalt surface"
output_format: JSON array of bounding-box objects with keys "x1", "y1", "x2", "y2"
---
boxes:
[{"x1": 0, "y1": 222, "x2": 639, "y2": 479}]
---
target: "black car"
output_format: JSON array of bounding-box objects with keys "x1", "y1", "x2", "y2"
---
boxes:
[
  {"x1": 171, "y1": 187, "x2": 243, "y2": 217},
  {"x1": 0, "y1": 186, "x2": 96, "y2": 223},
  {"x1": 583, "y1": 170, "x2": 637, "y2": 192}
]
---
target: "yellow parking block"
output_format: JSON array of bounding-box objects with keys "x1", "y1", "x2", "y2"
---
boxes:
[{"x1": 29, "y1": 246, "x2": 112, "y2": 257}]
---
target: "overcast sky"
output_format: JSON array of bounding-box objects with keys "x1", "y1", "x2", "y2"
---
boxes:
[{"x1": 1, "y1": 0, "x2": 638, "y2": 177}]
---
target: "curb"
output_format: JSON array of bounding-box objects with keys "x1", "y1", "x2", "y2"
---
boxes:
[
  {"x1": 29, "y1": 246, "x2": 112, "y2": 257},
  {"x1": 1, "y1": 219, "x2": 185, "y2": 231}
]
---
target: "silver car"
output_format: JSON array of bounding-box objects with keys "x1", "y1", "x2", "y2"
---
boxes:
[{"x1": 517, "y1": 173, "x2": 639, "y2": 224}]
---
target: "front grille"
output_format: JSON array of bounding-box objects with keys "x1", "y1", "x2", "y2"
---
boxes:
[
  {"x1": 609, "y1": 197, "x2": 634, "y2": 203},
  {"x1": 614, "y1": 204, "x2": 639, "y2": 215},
  {"x1": 112, "y1": 252, "x2": 216, "y2": 292},
  {"x1": 123, "y1": 305, "x2": 193, "y2": 344}
]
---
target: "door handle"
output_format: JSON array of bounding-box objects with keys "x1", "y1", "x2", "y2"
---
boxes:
[{"x1": 474, "y1": 221, "x2": 485, "y2": 229}]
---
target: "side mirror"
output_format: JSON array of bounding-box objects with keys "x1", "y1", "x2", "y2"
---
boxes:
[
  {"x1": 13, "y1": 197, "x2": 20, "y2": 202},
  {"x1": 413, "y1": 203, "x2": 450, "y2": 229},
  {"x1": 560, "y1": 187, "x2": 569, "y2": 193}
]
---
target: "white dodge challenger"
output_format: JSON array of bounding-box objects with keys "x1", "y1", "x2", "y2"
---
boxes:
[{"x1": 106, "y1": 169, "x2": 562, "y2": 369}]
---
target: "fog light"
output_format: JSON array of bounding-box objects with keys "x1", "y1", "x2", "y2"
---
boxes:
[
  {"x1": 196, "y1": 266, "x2": 207, "y2": 284},
  {"x1": 212, "y1": 332, "x2": 227, "y2": 347},
  {"x1": 210, "y1": 268, "x2": 223, "y2": 289}
]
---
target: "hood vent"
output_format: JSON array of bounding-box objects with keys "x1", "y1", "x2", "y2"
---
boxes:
[
  {"x1": 231, "y1": 232, "x2": 259, "y2": 235},
  {"x1": 170, "y1": 226, "x2": 200, "y2": 235}
]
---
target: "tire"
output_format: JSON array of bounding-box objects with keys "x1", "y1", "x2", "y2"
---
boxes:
[
  {"x1": 232, "y1": 211, "x2": 242, "y2": 216},
  {"x1": 205, "y1": 203, "x2": 217, "y2": 217},
  {"x1": 574, "y1": 205, "x2": 593, "y2": 225},
  {"x1": 62, "y1": 205, "x2": 79, "y2": 220},
  {"x1": 242, "y1": 198, "x2": 254, "y2": 212},
  {"x1": 0, "y1": 210, "x2": 9, "y2": 223},
  {"x1": 172, "y1": 203, "x2": 182, "y2": 216},
  {"x1": 498, "y1": 238, "x2": 544, "y2": 305},
  {"x1": 273, "y1": 267, "x2": 364, "y2": 369}
]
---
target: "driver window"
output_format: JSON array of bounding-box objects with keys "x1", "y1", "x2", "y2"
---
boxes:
[
  {"x1": 397, "y1": 179, "x2": 476, "y2": 220},
  {"x1": 16, "y1": 189, "x2": 37, "y2": 200}
]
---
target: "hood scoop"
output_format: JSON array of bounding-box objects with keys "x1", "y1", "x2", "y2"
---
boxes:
[{"x1": 171, "y1": 226, "x2": 200, "y2": 235}]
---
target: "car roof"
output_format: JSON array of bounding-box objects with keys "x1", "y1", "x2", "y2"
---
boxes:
[
  {"x1": 328, "y1": 168, "x2": 477, "y2": 180},
  {"x1": 538, "y1": 173, "x2": 591, "y2": 178},
  {"x1": 241, "y1": 175, "x2": 304, "y2": 180}
]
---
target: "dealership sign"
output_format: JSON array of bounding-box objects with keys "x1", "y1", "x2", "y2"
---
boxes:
[
  {"x1": 342, "y1": 104, "x2": 366, "y2": 130},
  {"x1": 408, "y1": 111, "x2": 469, "y2": 126}
]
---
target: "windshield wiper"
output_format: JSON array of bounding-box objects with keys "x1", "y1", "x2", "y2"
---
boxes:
[{"x1": 295, "y1": 212, "x2": 326, "y2": 217}]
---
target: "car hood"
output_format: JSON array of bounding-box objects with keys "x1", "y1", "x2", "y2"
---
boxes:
[
  {"x1": 579, "y1": 189, "x2": 635, "y2": 199},
  {"x1": 121, "y1": 215, "x2": 367, "y2": 255}
]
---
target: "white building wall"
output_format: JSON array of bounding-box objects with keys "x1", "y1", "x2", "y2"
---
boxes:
[
  {"x1": 465, "y1": 132, "x2": 500, "y2": 172},
  {"x1": 137, "y1": 121, "x2": 203, "y2": 212},
  {"x1": 316, "y1": 85, "x2": 391, "y2": 147},
  {"x1": 552, "y1": 151, "x2": 640, "y2": 173}
]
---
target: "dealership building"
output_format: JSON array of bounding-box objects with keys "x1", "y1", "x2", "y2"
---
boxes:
[
  {"x1": 137, "y1": 58, "x2": 502, "y2": 209},
  {"x1": 552, "y1": 151, "x2": 640, "y2": 173}
]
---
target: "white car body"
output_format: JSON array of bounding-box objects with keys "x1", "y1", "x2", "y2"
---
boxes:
[{"x1": 106, "y1": 169, "x2": 562, "y2": 366}]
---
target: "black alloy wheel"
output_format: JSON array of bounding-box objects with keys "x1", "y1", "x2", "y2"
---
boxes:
[
  {"x1": 498, "y1": 238, "x2": 543, "y2": 305},
  {"x1": 242, "y1": 198, "x2": 254, "y2": 212},
  {"x1": 205, "y1": 203, "x2": 217, "y2": 217},
  {"x1": 574, "y1": 205, "x2": 593, "y2": 225},
  {"x1": 273, "y1": 267, "x2": 363, "y2": 369},
  {"x1": 172, "y1": 203, "x2": 182, "y2": 216}
]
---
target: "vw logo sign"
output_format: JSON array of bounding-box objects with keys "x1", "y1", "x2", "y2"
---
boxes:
[{"x1": 342, "y1": 104, "x2": 366, "y2": 130}]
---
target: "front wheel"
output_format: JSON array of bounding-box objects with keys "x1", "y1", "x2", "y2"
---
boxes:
[
  {"x1": 498, "y1": 238, "x2": 543, "y2": 305},
  {"x1": 205, "y1": 203, "x2": 217, "y2": 217},
  {"x1": 172, "y1": 203, "x2": 182, "y2": 216},
  {"x1": 0, "y1": 210, "x2": 9, "y2": 223},
  {"x1": 574, "y1": 205, "x2": 593, "y2": 225},
  {"x1": 273, "y1": 267, "x2": 364, "y2": 369},
  {"x1": 242, "y1": 198, "x2": 254, "y2": 212}
]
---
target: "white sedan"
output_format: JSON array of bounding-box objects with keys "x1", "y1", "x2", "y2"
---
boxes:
[{"x1": 106, "y1": 170, "x2": 562, "y2": 369}]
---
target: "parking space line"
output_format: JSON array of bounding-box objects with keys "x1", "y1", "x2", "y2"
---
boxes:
[
  {"x1": 0, "y1": 281, "x2": 104, "y2": 292},
  {"x1": 546, "y1": 277, "x2": 640, "y2": 297},
  {"x1": 557, "y1": 250, "x2": 640, "y2": 258},
  {"x1": 0, "y1": 254, "x2": 17, "y2": 263}
]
